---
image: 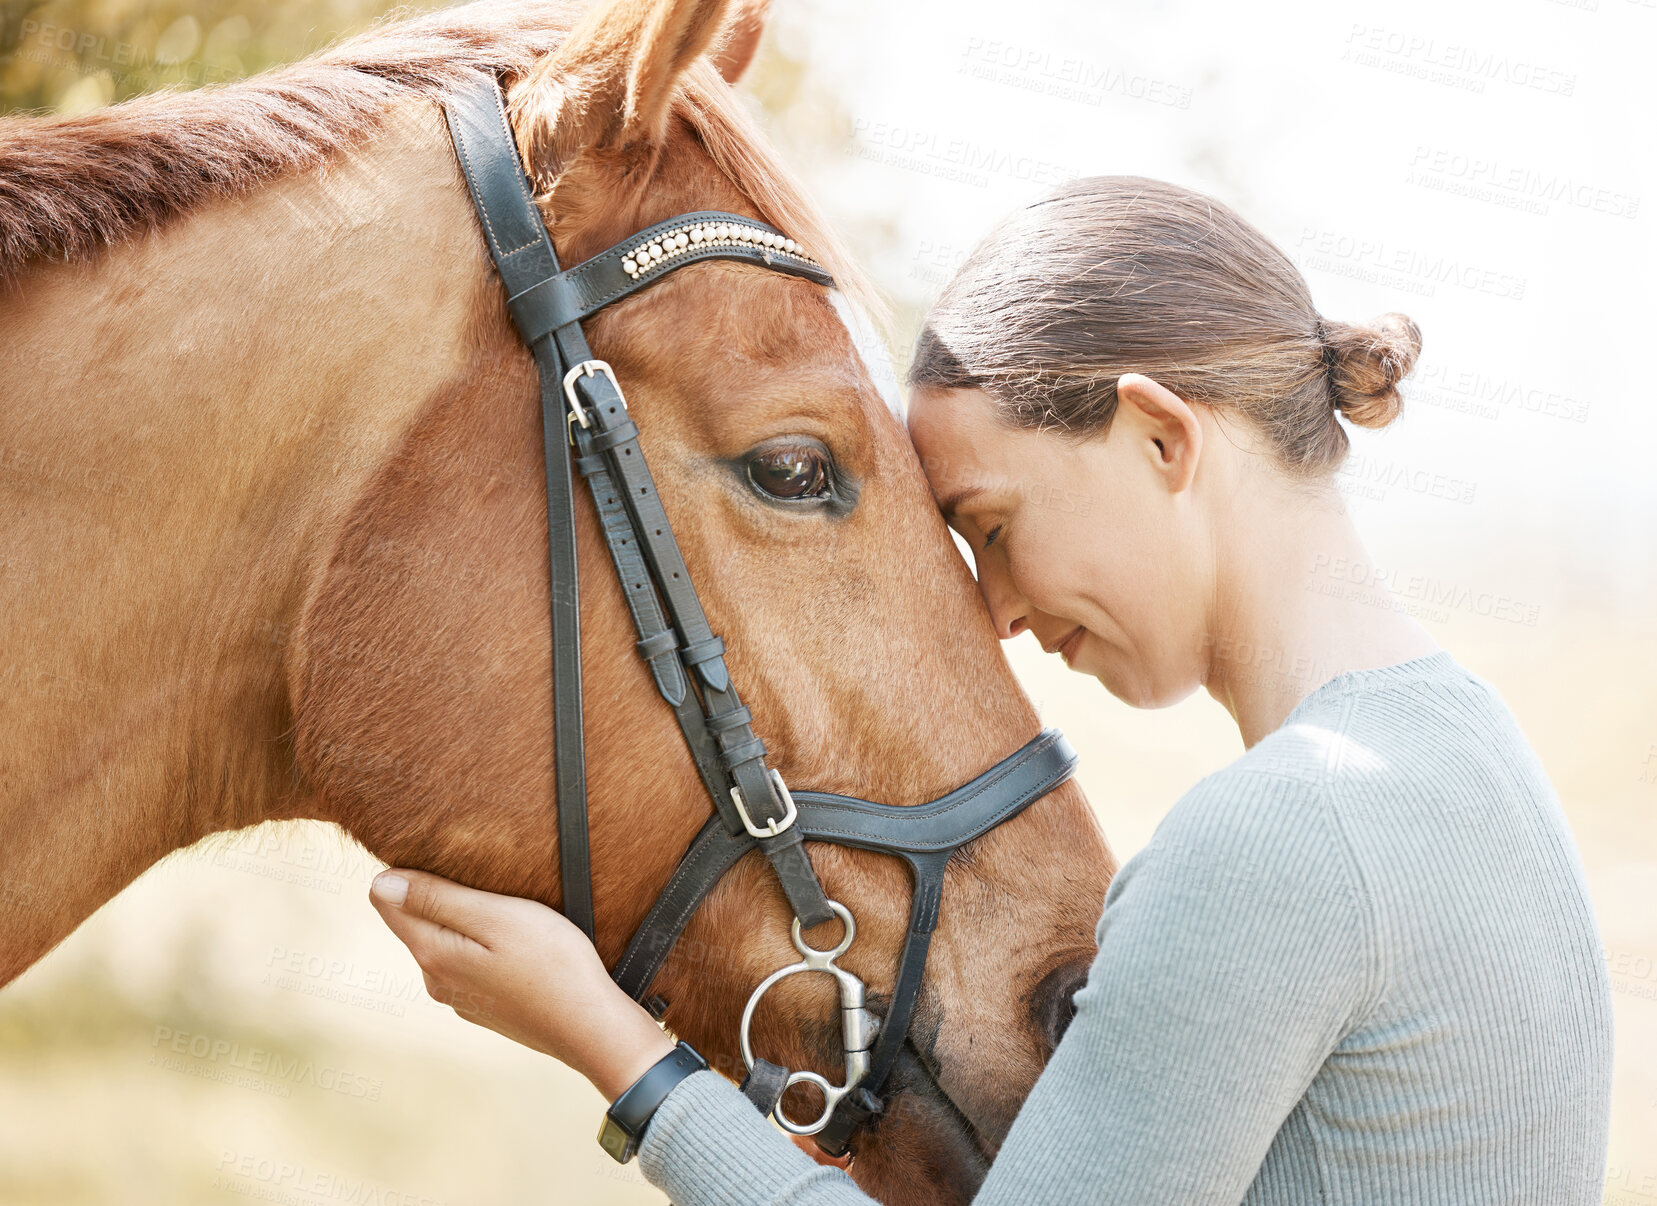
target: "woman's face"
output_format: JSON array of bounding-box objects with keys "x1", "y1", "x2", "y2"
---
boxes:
[{"x1": 907, "y1": 384, "x2": 1215, "y2": 708}]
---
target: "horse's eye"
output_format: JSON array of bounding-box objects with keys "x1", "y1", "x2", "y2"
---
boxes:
[{"x1": 748, "y1": 445, "x2": 833, "y2": 501}]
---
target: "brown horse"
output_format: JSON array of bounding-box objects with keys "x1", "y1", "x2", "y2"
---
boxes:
[{"x1": 0, "y1": 0, "x2": 1114, "y2": 1199}]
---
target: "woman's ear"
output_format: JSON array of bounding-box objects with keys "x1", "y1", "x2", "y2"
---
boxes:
[
  {"x1": 1116, "y1": 373, "x2": 1204, "y2": 494},
  {"x1": 509, "y1": 0, "x2": 735, "y2": 190}
]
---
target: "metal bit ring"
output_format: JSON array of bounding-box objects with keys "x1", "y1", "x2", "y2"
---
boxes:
[{"x1": 739, "y1": 900, "x2": 880, "y2": 1136}]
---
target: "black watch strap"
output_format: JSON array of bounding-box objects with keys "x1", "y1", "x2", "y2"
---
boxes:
[{"x1": 597, "y1": 1041, "x2": 708, "y2": 1164}]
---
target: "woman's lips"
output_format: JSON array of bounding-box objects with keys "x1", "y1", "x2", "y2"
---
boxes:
[{"x1": 1049, "y1": 626, "x2": 1084, "y2": 664}]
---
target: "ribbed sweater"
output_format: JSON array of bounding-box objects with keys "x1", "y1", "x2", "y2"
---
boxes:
[{"x1": 639, "y1": 652, "x2": 1614, "y2": 1205}]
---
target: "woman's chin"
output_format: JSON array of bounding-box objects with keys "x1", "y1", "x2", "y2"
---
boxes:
[{"x1": 1087, "y1": 656, "x2": 1194, "y2": 711}]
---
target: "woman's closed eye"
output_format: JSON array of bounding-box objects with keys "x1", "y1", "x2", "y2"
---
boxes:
[{"x1": 983, "y1": 523, "x2": 1005, "y2": 549}]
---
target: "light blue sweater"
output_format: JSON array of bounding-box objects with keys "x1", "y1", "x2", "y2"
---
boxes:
[{"x1": 639, "y1": 652, "x2": 1614, "y2": 1204}]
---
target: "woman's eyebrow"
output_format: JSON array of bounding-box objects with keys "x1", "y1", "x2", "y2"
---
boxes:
[{"x1": 935, "y1": 482, "x2": 987, "y2": 520}]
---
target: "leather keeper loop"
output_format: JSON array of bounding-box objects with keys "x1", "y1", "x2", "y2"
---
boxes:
[
  {"x1": 704, "y1": 705, "x2": 754, "y2": 734},
  {"x1": 574, "y1": 453, "x2": 606, "y2": 477},
  {"x1": 507, "y1": 274, "x2": 582, "y2": 345},
  {"x1": 680, "y1": 636, "x2": 726, "y2": 667},
  {"x1": 589, "y1": 420, "x2": 640, "y2": 454},
  {"x1": 720, "y1": 735, "x2": 767, "y2": 766},
  {"x1": 636, "y1": 631, "x2": 678, "y2": 660}
]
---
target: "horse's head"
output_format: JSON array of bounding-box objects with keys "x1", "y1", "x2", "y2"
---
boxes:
[{"x1": 292, "y1": 0, "x2": 1113, "y2": 1198}]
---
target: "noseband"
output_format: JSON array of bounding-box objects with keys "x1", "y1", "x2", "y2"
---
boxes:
[{"x1": 443, "y1": 75, "x2": 1076, "y2": 1155}]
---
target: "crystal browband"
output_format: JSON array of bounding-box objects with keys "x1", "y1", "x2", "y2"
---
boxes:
[{"x1": 622, "y1": 219, "x2": 818, "y2": 280}]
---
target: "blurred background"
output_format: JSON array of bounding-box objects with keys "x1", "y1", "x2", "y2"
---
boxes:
[{"x1": 2, "y1": 0, "x2": 1653, "y2": 1201}]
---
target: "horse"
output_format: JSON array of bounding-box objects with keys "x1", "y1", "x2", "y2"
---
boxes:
[{"x1": 0, "y1": 0, "x2": 1115, "y2": 1199}]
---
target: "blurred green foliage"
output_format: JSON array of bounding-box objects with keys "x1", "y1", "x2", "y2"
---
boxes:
[{"x1": 0, "y1": 0, "x2": 443, "y2": 114}]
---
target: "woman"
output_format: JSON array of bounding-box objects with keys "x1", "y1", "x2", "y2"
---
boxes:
[{"x1": 368, "y1": 178, "x2": 1613, "y2": 1204}]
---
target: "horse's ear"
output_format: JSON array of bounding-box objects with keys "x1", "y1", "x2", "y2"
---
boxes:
[
  {"x1": 711, "y1": 0, "x2": 773, "y2": 83},
  {"x1": 511, "y1": 0, "x2": 735, "y2": 187}
]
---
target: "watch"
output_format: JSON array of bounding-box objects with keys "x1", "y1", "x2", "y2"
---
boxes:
[{"x1": 597, "y1": 1041, "x2": 708, "y2": 1164}]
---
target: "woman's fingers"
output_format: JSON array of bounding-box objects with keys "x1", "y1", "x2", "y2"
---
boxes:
[
  {"x1": 371, "y1": 868, "x2": 508, "y2": 948},
  {"x1": 368, "y1": 876, "x2": 482, "y2": 970},
  {"x1": 365, "y1": 868, "x2": 676, "y2": 1093}
]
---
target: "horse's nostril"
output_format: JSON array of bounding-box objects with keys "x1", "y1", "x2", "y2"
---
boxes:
[{"x1": 1033, "y1": 961, "x2": 1090, "y2": 1056}]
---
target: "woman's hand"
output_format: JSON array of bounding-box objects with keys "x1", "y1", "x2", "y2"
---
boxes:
[{"x1": 368, "y1": 869, "x2": 676, "y2": 1100}]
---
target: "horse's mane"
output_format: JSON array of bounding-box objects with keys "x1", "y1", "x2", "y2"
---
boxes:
[{"x1": 0, "y1": 0, "x2": 871, "y2": 310}]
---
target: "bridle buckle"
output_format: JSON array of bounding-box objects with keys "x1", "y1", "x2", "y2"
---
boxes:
[
  {"x1": 731, "y1": 769, "x2": 798, "y2": 839},
  {"x1": 562, "y1": 359, "x2": 625, "y2": 431}
]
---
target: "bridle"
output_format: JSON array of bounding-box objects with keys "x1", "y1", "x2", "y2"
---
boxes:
[{"x1": 443, "y1": 74, "x2": 1077, "y2": 1156}]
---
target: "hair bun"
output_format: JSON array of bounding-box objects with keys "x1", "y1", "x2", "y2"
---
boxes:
[{"x1": 1321, "y1": 312, "x2": 1422, "y2": 429}]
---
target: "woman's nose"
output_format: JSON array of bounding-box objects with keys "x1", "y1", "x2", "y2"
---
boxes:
[{"x1": 977, "y1": 559, "x2": 1030, "y2": 640}]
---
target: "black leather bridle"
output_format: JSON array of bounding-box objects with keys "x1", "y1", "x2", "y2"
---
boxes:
[{"x1": 443, "y1": 74, "x2": 1077, "y2": 1156}]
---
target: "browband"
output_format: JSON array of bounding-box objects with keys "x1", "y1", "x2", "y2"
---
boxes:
[{"x1": 506, "y1": 211, "x2": 833, "y2": 345}]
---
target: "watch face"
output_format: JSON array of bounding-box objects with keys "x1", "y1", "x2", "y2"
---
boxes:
[{"x1": 597, "y1": 1114, "x2": 637, "y2": 1165}]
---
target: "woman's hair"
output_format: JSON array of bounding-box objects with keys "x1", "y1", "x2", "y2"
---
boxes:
[{"x1": 908, "y1": 176, "x2": 1422, "y2": 477}]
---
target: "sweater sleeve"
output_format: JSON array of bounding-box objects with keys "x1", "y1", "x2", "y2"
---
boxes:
[{"x1": 639, "y1": 769, "x2": 1377, "y2": 1206}]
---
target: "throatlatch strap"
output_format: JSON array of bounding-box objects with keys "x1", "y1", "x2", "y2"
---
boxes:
[{"x1": 443, "y1": 73, "x2": 592, "y2": 940}]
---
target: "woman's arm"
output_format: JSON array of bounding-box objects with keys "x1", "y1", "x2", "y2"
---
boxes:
[{"x1": 371, "y1": 769, "x2": 1374, "y2": 1205}]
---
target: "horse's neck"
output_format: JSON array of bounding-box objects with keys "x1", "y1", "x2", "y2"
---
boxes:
[{"x1": 0, "y1": 101, "x2": 481, "y2": 981}]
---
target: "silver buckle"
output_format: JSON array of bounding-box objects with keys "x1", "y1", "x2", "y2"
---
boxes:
[
  {"x1": 731, "y1": 769, "x2": 798, "y2": 839},
  {"x1": 561, "y1": 359, "x2": 625, "y2": 431}
]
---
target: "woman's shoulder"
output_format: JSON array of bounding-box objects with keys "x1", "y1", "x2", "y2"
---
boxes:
[
  {"x1": 1124, "y1": 653, "x2": 1510, "y2": 918},
  {"x1": 1132, "y1": 648, "x2": 1562, "y2": 931},
  {"x1": 1235, "y1": 650, "x2": 1535, "y2": 800},
  {"x1": 1126, "y1": 650, "x2": 1550, "y2": 896},
  {"x1": 1123, "y1": 751, "x2": 1370, "y2": 925}
]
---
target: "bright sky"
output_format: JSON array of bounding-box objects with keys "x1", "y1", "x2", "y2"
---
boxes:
[{"x1": 760, "y1": 0, "x2": 1657, "y2": 616}]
